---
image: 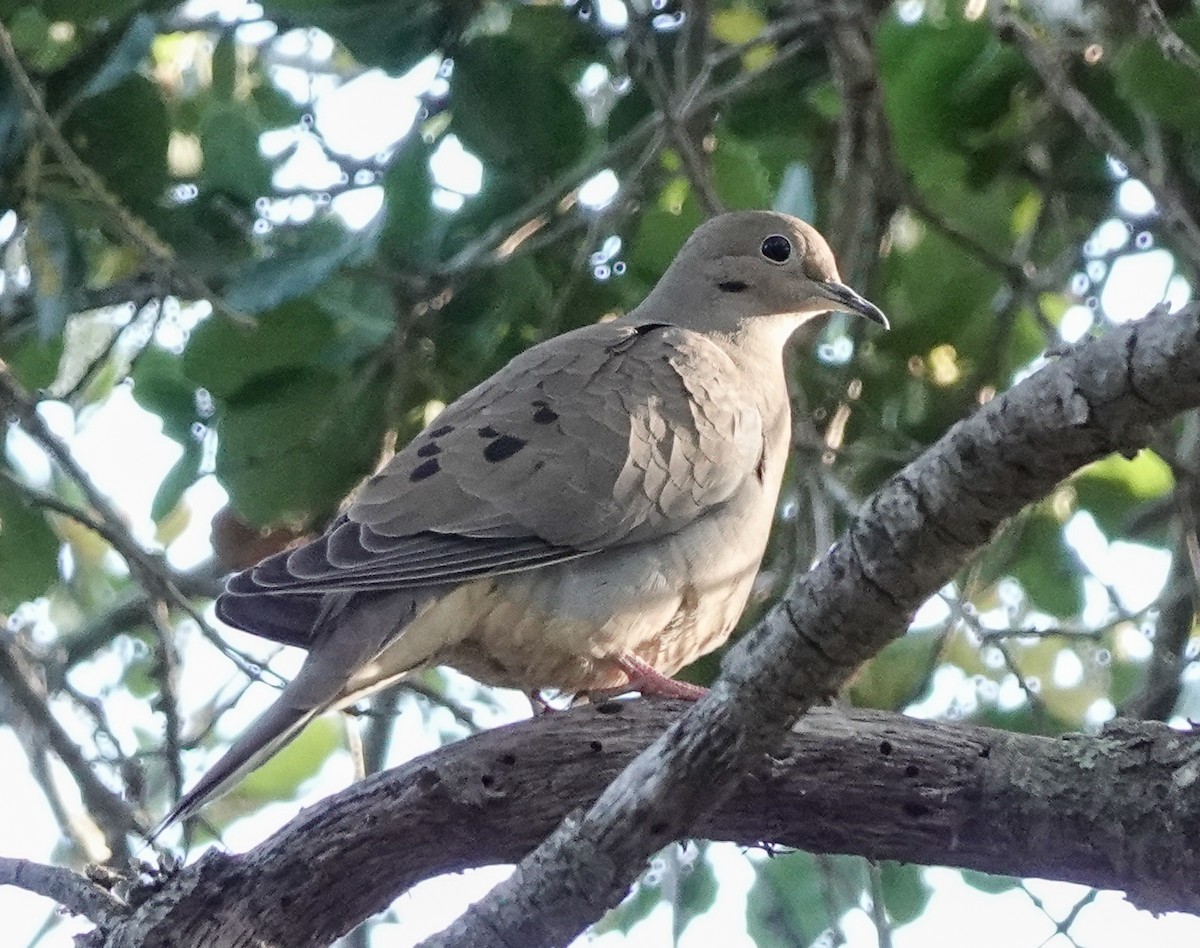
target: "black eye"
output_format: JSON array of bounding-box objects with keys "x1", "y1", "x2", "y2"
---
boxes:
[{"x1": 761, "y1": 234, "x2": 792, "y2": 263}]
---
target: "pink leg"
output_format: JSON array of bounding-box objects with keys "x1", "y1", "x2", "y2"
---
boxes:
[{"x1": 615, "y1": 654, "x2": 708, "y2": 701}]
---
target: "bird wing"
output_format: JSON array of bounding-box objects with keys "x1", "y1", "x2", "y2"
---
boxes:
[{"x1": 217, "y1": 320, "x2": 765, "y2": 640}]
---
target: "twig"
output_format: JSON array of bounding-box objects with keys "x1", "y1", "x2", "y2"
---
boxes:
[
  {"x1": 0, "y1": 636, "x2": 147, "y2": 850},
  {"x1": 0, "y1": 857, "x2": 126, "y2": 929},
  {"x1": 996, "y1": 10, "x2": 1200, "y2": 266},
  {"x1": 866, "y1": 861, "x2": 894, "y2": 948},
  {"x1": 0, "y1": 22, "x2": 248, "y2": 325},
  {"x1": 437, "y1": 114, "x2": 661, "y2": 275},
  {"x1": 0, "y1": 368, "x2": 283, "y2": 685},
  {"x1": 1134, "y1": 0, "x2": 1200, "y2": 75},
  {"x1": 630, "y1": 16, "x2": 723, "y2": 216}
]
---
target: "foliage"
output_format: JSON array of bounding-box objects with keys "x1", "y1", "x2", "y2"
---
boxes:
[{"x1": 1, "y1": 0, "x2": 1199, "y2": 944}]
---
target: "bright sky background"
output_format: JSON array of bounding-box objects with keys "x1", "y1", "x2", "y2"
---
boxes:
[{"x1": 5, "y1": 0, "x2": 1200, "y2": 945}]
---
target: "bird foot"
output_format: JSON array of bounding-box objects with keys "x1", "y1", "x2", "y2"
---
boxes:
[{"x1": 614, "y1": 654, "x2": 708, "y2": 701}]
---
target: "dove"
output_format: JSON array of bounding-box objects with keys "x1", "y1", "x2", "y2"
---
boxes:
[{"x1": 155, "y1": 210, "x2": 886, "y2": 833}]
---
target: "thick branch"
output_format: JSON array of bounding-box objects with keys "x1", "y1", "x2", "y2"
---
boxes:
[
  {"x1": 64, "y1": 704, "x2": 1200, "y2": 946},
  {"x1": 432, "y1": 300, "x2": 1200, "y2": 945}
]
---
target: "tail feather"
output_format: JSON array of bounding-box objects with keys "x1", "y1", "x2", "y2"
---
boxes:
[
  {"x1": 149, "y1": 702, "x2": 317, "y2": 840},
  {"x1": 153, "y1": 589, "x2": 429, "y2": 839}
]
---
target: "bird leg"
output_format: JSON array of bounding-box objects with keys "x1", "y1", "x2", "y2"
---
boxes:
[{"x1": 614, "y1": 653, "x2": 708, "y2": 701}]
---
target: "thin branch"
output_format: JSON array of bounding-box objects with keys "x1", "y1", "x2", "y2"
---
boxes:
[
  {"x1": 0, "y1": 22, "x2": 248, "y2": 325},
  {"x1": 0, "y1": 369, "x2": 282, "y2": 685},
  {"x1": 0, "y1": 636, "x2": 147, "y2": 851},
  {"x1": 996, "y1": 10, "x2": 1200, "y2": 266},
  {"x1": 0, "y1": 857, "x2": 126, "y2": 929},
  {"x1": 1133, "y1": 0, "x2": 1200, "y2": 75}
]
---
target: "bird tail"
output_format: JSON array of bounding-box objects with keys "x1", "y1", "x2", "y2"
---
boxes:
[
  {"x1": 150, "y1": 589, "x2": 429, "y2": 840},
  {"x1": 149, "y1": 700, "x2": 318, "y2": 840}
]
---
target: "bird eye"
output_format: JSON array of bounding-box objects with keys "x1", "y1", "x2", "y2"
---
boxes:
[{"x1": 760, "y1": 234, "x2": 792, "y2": 263}]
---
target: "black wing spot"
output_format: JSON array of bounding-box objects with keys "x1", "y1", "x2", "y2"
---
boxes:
[
  {"x1": 417, "y1": 442, "x2": 442, "y2": 457},
  {"x1": 718, "y1": 280, "x2": 749, "y2": 293},
  {"x1": 410, "y1": 458, "x2": 441, "y2": 481},
  {"x1": 429, "y1": 424, "x2": 454, "y2": 437},
  {"x1": 532, "y1": 400, "x2": 559, "y2": 424},
  {"x1": 484, "y1": 435, "x2": 527, "y2": 462},
  {"x1": 367, "y1": 473, "x2": 386, "y2": 486},
  {"x1": 478, "y1": 425, "x2": 500, "y2": 438}
]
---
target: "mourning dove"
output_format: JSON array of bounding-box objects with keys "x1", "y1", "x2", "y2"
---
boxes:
[{"x1": 156, "y1": 210, "x2": 886, "y2": 832}]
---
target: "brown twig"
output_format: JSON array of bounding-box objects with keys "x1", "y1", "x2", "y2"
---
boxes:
[{"x1": 0, "y1": 636, "x2": 146, "y2": 853}]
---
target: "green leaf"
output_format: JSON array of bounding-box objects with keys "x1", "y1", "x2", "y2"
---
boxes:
[
  {"x1": 878, "y1": 862, "x2": 931, "y2": 925},
  {"x1": 379, "y1": 137, "x2": 435, "y2": 261},
  {"x1": 1074, "y1": 450, "x2": 1174, "y2": 540},
  {"x1": 0, "y1": 336, "x2": 63, "y2": 391},
  {"x1": 257, "y1": 0, "x2": 468, "y2": 73},
  {"x1": 627, "y1": 199, "x2": 704, "y2": 283},
  {"x1": 314, "y1": 274, "x2": 395, "y2": 358},
  {"x1": 151, "y1": 441, "x2": 202, "y2": 524},
  {"x1": 0, "y1": 482, "x2": 61, "y2": 611},
  {"x1": 1115, "y1": 22, "x2": 1200, "y2": 133},
  {"x1": 429, "y1": 258, "x2": 552, "y2": 394},
  {"x1": 746, "y1": 852, "x2": 863, "y2": 948},
  {"x1": 712, "y1": 135, "x2": 772, "y2": 210},
  {"x1": 183, "y1": 299, "x2": 337, "y2": 400},
  {"x1": 960, "y1": 869, "x2": 1020, "y2": 895},
  {"x1": 1006, "y1": 510, "x2": 1084, "y2": 617},
  {"x1": 224, "y1": 222, "x2": 372, "y2": 315},
  {"x1": 131, "y1": 346, "x2": 201, "y2": 443},
  {"x1": 25, "y1": 202, "x2": 84, "y2": 341},
  {"x1": 234, "y1": 715, "x2": 341, "y2": 803},
  {"x1": 849, "y1": 628, "x2": 943, "y2": 711},
  {"x1": 200, "y1": 102, "x2": 274, "y2": 202},
  {"x1": 63, "y1": 76, "x2": 169, "y2": 216},
  {"x1": 675, "y1": 848, "x2": 720, "y2": 930},
  {"x1": 505, "y1": 4, "x2": 604, "y2": 67},
  {"x1": 42, "y1": 0, "x2": 140, "y2": 21},
  {"x1": 595, "y1": 876, "x2": 662, "y2": 935},
  {"x1": 452, "y1": 36, "x2": 588, "y2": 180},
  {"x1": 211, "y1": 33, "x2": 236, "y2": 102},
  {"x1": 78, "y1": 14, "x2": 157, "y2": 101},
  {"x1": 214, "y1": 368, "x2": 386, "y2": 525}
]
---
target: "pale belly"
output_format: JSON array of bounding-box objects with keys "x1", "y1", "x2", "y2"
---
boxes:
[{"x1": 346, "y1": 495, "x2": 773, "y2": 696}]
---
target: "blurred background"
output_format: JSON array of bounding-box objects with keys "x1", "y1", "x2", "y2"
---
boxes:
[{"x1": 3, "y1": 0, "x2": 1200, "y2": 944}]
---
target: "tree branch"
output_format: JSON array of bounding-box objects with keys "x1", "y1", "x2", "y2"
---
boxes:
[
  {"x1": 0, "y1": 22, "x2": 247, "y2": 325},
  {"x1": 58, "y1": 703, "x2": 1200, "y2": 946},
  {"x1": 996, "y1": 9, "x2": 1200, "y2": 267},
  {"x1": 0, "y1": 857, "x2": 126, "y2": 929},
  {"x1": 429, "y1": 298, "x2": 1200, "y2": 946}
]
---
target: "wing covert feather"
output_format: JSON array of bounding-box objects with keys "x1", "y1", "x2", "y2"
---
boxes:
[{"x1": 220, "y1": 320, "x2": 764, "y2": 620}]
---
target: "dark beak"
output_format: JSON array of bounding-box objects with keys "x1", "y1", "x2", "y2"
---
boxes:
[{"x1": 817, "y1": 281, "x2": 890, "y2": 330}]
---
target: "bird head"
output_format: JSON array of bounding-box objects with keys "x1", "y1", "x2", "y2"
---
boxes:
[{"x1": 646, "y1": 210, "x2": 888, "y2": 338}]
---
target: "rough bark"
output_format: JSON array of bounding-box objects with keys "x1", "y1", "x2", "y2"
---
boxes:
[
  {"x1": 431, "y1": 301, "x2": 1200, "y2": 946},
  {"x1": 10, "y1": 304, "x2": 1200, "y2": 946},
  {"x1": 22, "y1": 703, "x2": 1200, "y2": 946}
]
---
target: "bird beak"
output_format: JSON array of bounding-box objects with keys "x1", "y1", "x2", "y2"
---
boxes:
[{"x1": 816, "y1": 281, "x2": 889, "y2": 330}]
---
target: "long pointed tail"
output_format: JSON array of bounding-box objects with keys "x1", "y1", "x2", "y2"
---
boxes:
[
  {"x1": 151, "y1": 589, "x2": 430, "y2": 839},
  {"x1": 149, "y1": 700, "x2": 318, "y2": 839}
]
